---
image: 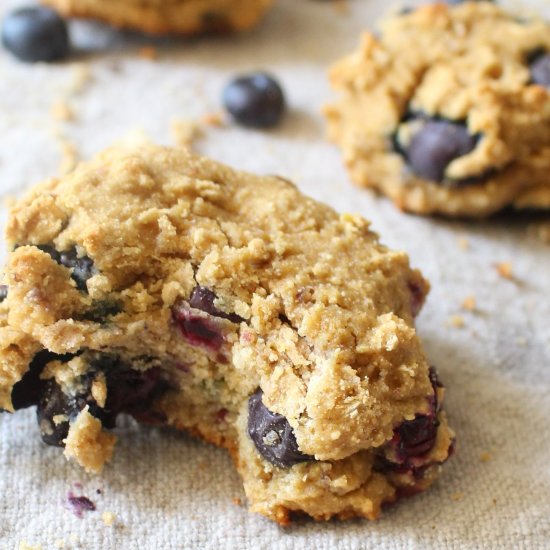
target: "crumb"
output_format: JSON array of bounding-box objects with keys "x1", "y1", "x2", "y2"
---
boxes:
[
  {"x1": 492, "y1": 498, "x2": 497, "y2": 505},
  {"x1": 448, "y1": 314, "x2": 465, "y2": 328},
  {"x1": 102, "y1": 511, "x2": 116, "y2": 526},
  {"x1": 138, "y1": 46, "x2": 158, "y2": 60},
  {"x1": 457, "y1": 236, "x2": 470, "y2": 250},
  {"x1": 58, "y1": 137, "x2": 79, "y2": 175},
  {"x1": 69, "y1": 535, "x2": 77, "y2": 544},
  {"x1": 54, "y1": 539, "x2": 65, "y2": 549},
  {"x1": 515, "y1": 337, "x2": 527, "y2": 347},
  {"x1": 480, "y1": 451, "x2": 492, "y2": 462},
  {"x1": 461, "y1": 296, "x2": 476, "y2": 311},
  {"x1": 68, "y1": 63, "x2": 92, "y2": 95},
  {"x1": 19, "y1": 543, "x2": 42, "y2": 550},
  {"x1": 450, "y1": 492, "x2": 464, "y2": 501},
  {"x1": 494, "y1": 262, "x2": 513, "y2": 280},
  {"x1": 232, "y1": 497, "x2": 242, "y2": 506},
  {"x1": 201, "y1": 112, "x2": 225, "y2": 127},
  {"x1": 51, "y1": 100, "x2": 74, "y2": 122},
  {"x1": 170, "y1": 119, "x2": 203, "y2": 149}
]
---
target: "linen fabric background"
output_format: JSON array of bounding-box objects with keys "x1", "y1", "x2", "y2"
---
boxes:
[{"x1": 0, "y1": 0, "x2": 549, "y2": 548}]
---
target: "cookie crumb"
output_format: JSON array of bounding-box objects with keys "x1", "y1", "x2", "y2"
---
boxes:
[
  {"x1": 57, "y1": 137, "x2": 79, "y2": 175},
  {"x1": 457, "y1": 237, "x2": 470, "y2": 250},
  {"x1": 528, "y1": 221, "x2": 550, "y2": 244},
  {"x1": 448, "y1": 315, "x2": 465, "y2": 328},
  {"x1": 461, "y1": 296, "x2": 476, "y2": 311},
  {"x1": 451, "y1": 492, "x2": 464, "y2": 501},
  {"x1": 102, "y1": 511, "x2": 116, "y2": 526},
  {"x1": 170, "y1": 119, "x2": 203, "y2": 148},
  {"x1": 51, "y1": 100, "x2": 74, "y2": 122},
  {"x1": 54, "y1": 539, "x2": 65, "y2": 549},
  {"x1": 138, "y1": 46, "x2": 158, "y2": 60},
  {"x1": 494, "y1": 262, "x2": 513, "y2": 280},
  {"x1": 480, "y1": 451, "x2": 492, "y2": 462},
  {"x1": 69, "y1": 63, "x2": 92, "y2": 95},
  {"x1": 232, "y1": 497, "x2": 242, "y2": 506},
  {"x1": 19, "y1": 543, "x2": 42, "y2": 550},
  {"x1": 202, "y1": 112, "x2": 225, "y2": 127}
]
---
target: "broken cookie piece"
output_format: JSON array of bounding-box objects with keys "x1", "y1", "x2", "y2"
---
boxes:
[{"x1": 0, "y1": 142, "x2": 453, "y2": 523}]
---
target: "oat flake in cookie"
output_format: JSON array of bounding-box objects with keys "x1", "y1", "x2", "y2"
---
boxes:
[
  {"x1": 325, "y1": 2, "x2": 550, "y2": 217},
  {"x1": 41, "y1": 0, "x2": 273, "y2": 35},
  {"x1": 0, "y1": 142, "x2": 454, "y2": 524}
]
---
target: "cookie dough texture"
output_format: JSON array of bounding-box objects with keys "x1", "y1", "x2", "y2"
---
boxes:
[
  {"x1": 0, "y1": 142, "x2": 454, "y2": 523},
  {"x1": 41, "y1": 0, "x2": 274, "y2": 35},
  {"x1": 325, "y1": 2, "x2": 550, "y2": 217}
]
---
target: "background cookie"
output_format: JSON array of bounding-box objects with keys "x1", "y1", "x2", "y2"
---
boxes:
[
  {"x1": 41, "y1": 0, "x2": 274, "y2": 35},
  {"x1": 325, "y1": 2, "x2": 550, "y2": 217}
]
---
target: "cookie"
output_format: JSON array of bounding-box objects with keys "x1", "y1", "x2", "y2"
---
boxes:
[
  {"x1": 0, "y1": 142, "x2": 454, "y2": 523},
  {"x1": 325, "y1": 2, "x2": 550, "y2": 217},
  {"x1": 41, "y1": 0, "x2": 274, "y2": 35}
]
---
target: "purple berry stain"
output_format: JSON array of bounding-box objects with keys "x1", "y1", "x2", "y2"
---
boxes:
[{"x1": 67, "y1": 492, "x2": 96, "y2": 518}]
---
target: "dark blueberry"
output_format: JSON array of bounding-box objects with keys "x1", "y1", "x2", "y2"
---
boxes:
[
  {"x1": 11, "y1": 350, "x2": 71, "y2": 410},
  {"x1": 59, "y1": 248, "x2": 96, "y2": 291},
  {"x1": 102, "y1": 364, "x2": 167, "y2": 427},
  {"x1": 0, "y1": 285, "x2": 7, "y2": 303},
  {"x1": 393, "y1": 414, "x2": 439, "y2": 459},
  {"x1": 189, "y1": 286, "x2": 244, "y2": 323},
  {"x1": 247, "y1": 389, "x2": 314, "y2": 468},
  {"x1": 403, "y1": 119, "x2": 477, "y2": 182},
  {"x1": 172, "y1": 303, "x2": 225, "y2": 351},
  {"x1": 223, "y1": 73, "x2": 286, "y2": 128},
  {"x1": 1, "y1": 7, "x2": 69, "y2": 63},
  {"x1": 35, "y1": 244, "x2": 61, "y2": 263},
  {"x1": 36, "y1": 378, "x2": 72, "y2": 446},
  {"x1": 530, "y1": 53, "x2": 550, "y2": 87}
]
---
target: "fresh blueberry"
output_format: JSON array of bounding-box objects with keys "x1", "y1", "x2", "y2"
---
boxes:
[
  {"x1": 189, "y1": 286, "x2": 244, "y2": 323},
  {"x1": 1, "y1": 6, "x2": 69, "y2": 63},
  {"x1": 247, "y1": 389, "x2": 314, "y2": 468},
  {"x1": 0, "y1": 285, "x2": 7, "y2": 302},
  {"x1": 530, "y1": 53, "x2": 550, "y2": 87},
  {"x1": 59, "y1": 248, "x2": 96, "y2": 291},
  {"x1": 403, "y1": 119, "x2": 477, "y2": 182},
  {"x1": 223, "y1": 73, "x2": 286, "y2": 128}
]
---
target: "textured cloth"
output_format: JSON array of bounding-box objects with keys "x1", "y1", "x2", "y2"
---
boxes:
[{"x1": 0, "y1": 0, "x2": 549, "y2": 548}]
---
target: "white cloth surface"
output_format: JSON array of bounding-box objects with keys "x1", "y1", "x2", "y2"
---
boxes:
[{"x1": 0, "y1": 0, "x2": 549, "y2": 548}]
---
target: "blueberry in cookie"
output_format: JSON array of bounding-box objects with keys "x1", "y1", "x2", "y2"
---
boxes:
[
  {"x1": 0, "y1": 142, "x2": 454, "y2": 523},
  {"x1": 325, "y1": 2, "x2": 550, "y2": 217}
]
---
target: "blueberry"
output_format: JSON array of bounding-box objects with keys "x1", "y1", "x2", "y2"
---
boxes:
[
  {"x1": 189, "y1": 286, "x2": 244, "y2": 323},
  {"x1": 223, "y1": 73, "x2": 285, "y2": 128},
  {"x1": 11, "y1": 350, "x2": 71, "y2": 410},
  {"x1": 35, "y1": 244, "x2": 61, "y2": 263},
  {"x1": 403, "y1": 119, "x2": 477, "y2": 182},
  {"x1": 393, "y1": 414, "x2": 439, "y2": 458},
  {"x1": 0, "y1": 285, "x2": 7, "y2": 303},
  {"x1": 247, "y1": 389, "x2": 314, "y2": 468},
  {"x1": 530, "y1": 53, "x2": 550, "y2": 87},
  {"x1": 36, "y1": 379, "x2": 72, "y2": 446},
  {"x1": 1, "y1": 6, "x2": 69, "y2": 63},
  {"x1": 59, "y1": 248, "x2": 96, "y2": 291}
]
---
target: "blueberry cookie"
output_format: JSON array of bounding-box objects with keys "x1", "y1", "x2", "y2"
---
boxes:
[
  {"x1": 325, "y1": 2, "x2": 550, "y2": 217},
  {"x1": 41, "y1": 0, "x2": 273, "y2": 35},
  {"x1": 0, "y1": 142, "x2": 454, "y2": 523}
]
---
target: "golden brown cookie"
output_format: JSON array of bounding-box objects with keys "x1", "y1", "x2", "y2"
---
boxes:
[
  {"x1": 325, "y1": 2, "x2": 550, "y2": 217},
  {"x1": 0, "y1": 142, "x2": 454, "y2": 523},
  {"x1": 42, "y1": 0, "x2": 274, "y2": 35}
]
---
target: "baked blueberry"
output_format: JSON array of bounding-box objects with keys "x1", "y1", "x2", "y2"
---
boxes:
[
  {"x1": 247, "y1": 389, "x2": 314, "y2": 468},
  {"x1": 1, "y1": 6, "x2": 69, "y2": 63},
  {"x1": 223, "y1": 73, "x2": 285, "y2": 128},
  {"x1": 403, "y1": 119, "x2": 477, "y2": 182},
  {"x1": 35, "y1": 244, "x2": 61, "y2": 263},
  {"x1": 0, "y1": 285, "x2": 7, "y2": 302},
  {"x1": 59, "y1": 248, "x2": 96, "y2": 291},
  {"x1": 530, "y1": 53, "x2": 550, "y2": 87},
  {"x1": 189, "y1": 286, "x2": 244, "y2": 323}
]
